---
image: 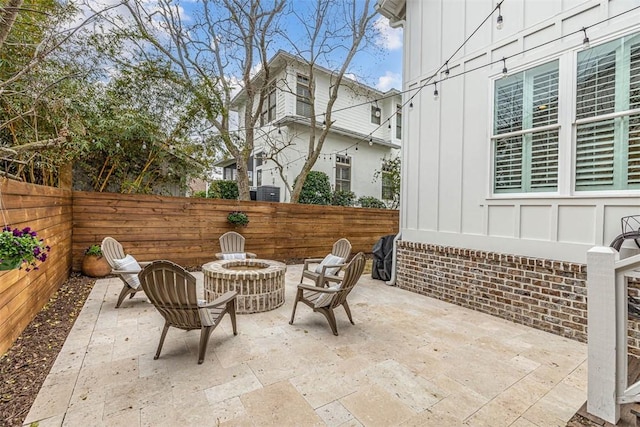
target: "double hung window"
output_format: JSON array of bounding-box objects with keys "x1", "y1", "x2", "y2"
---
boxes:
[
  {"x1": 493, "y1": 61, "x2": 559, "y2": 193},
  {"x1": 575, "y1": 32, "x2": 640, "y2": 191},
  {"x1": 296, "y1": 75, "x2": 312, "y2": 117},
  {"x1": 260, "y1": 83, "x2": 276, "y2": 126},
  {"x1": 335, "y1": 155, "x2": 351, "y2": 192}
]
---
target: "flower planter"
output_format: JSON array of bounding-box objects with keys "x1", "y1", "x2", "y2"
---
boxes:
[
  {"x1": 0, "y1": 258, "x2": 22, "y2": 271},
  {"x1": 82, "y1": 255, "x2": 111, "y2": 277}
]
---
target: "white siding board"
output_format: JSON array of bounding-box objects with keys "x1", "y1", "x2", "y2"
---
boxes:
[
  {"x1": 558, "y1": 205, "x2": 597, "y2": 244},
  {"x1": 438, "y1": 74, "x2": 464, "y2": 233},
  {"x1": 523, "y1": 1, "x2": 562, "y2": 29},
  {"x1": 488, "y1": 205, "x2": 516, "y2": 237},
  {"x1": 560, "y1": 4, "x2": 601, "y2": 36},
  {"x1": 417, "y1": 89, "x2": 439, "y2": 231},
  {"x1": 461, "y1": 54, "x2": 489, "y2": 236},
  {"x1": 520, "y1": 205, "x2": 553, "y2": 240},
  {"x1": 407, "y1": 0, "x2": 423, "y2": 83},
  {"x1": 523, "y1": 23, "x2": 557, "y2": 51},
  {"x1": 464, "y1": 0, "x2": 492, "y2": 56}
]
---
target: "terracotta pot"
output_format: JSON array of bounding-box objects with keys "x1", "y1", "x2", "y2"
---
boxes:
[{"x1": 82, "y1": 255, "x2": 111, "y2": 277}]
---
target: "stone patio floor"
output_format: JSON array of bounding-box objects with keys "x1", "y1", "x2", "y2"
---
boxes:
[{"x1": 24, "y1": 264, "x2": 587, "y2": 426}]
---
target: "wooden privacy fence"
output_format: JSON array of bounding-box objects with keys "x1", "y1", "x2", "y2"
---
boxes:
[
  {"x1": 72, "y1": 191, "x2": 399, "y2": 270},
  {"x1": 0, "y1": 178, "x2": 73, "y2": 355}
]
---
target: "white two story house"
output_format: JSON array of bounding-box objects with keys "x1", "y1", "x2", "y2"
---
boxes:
[
  {"x1": 377, "y1": 0, "x2": 640, "y2": 359},
  {"x1": 226, "y1": 50, "x2": 401, "y2": 203}
]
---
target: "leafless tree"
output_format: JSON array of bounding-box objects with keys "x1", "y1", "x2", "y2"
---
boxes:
[
  {"x1": 88, "y1": 0, "x2": 286, "y2": 200},
  {"x1": 275, "y1": 0, "x2": 378, "y2": 203}
]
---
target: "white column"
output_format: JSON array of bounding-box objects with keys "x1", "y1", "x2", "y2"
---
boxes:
[{"x1": 586, "y1": 246, "x2": 620, "y2": 424}]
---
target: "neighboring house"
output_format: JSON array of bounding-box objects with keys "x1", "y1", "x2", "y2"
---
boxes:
[
  {"x1": 226, "y1": 50, "x2": 401, "y2": 203},
  {"x1": 377, "y1": 1, "x2": 640, "y2": 342}
]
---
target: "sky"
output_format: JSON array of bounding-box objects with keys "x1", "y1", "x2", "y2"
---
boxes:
[{"x1": 83, "y1": 0, "x2": 403, "y2": 92}]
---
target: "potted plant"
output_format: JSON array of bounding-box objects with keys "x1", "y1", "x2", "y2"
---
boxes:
[
  {"x1": 227, "y1": 211, "x2": 249, "y2": 227},
  {"x1": 0, "y1": 226, "x2": 50, "y2": 272},
  {"x1": 82, "y1": 244, "x2": 111, "y2": 277}
]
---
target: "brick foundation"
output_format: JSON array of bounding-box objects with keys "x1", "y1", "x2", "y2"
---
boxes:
[
  {"x1": 397, "y1": 240, "x2": 640, "y2": 354},
  {"x1": 397, "y1": 241, "x2": 589, "y2": 341}
]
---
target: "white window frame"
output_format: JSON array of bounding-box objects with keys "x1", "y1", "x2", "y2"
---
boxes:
[
  {"x1": 490, "y1": 60, "x2": 560, "y2": 194},
  {"x1": 573, "y1": 31, "x2": 640, "y2": 192},
  {"x1": 335, "y1": 154, "x2": 351, "y2": 192},
  {"x1": 296, "y1": 74, "x2": 312, "y2": 118}
]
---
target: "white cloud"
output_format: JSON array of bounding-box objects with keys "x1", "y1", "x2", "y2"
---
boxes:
[
  {"x1": 376, "y1": 71, "x2": 401, "y2": 91},
  {"x1": 373, "y1": 16, "x2": 402, "y2": 51}
]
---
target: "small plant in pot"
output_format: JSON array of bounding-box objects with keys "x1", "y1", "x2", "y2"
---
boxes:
[
  {"x1": 82, "y1": 244, "x2": 111, "y2": 277},
  {"x1": 227, "y1": 211, "x2": 249, "y2": 227}
]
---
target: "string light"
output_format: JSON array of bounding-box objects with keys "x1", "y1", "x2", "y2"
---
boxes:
[
  {"x1": 217, "y1": 4, "x2": 640, "y2": 175},
  {"x1": 433, "y1": 82, "x2": 439, "y2": 101},
  {"x1": 582, "y1": 27, "x2": 590, "y2": 48},
  {"x1": 142, "y1": 143, "x2": 147, "y2": 150},
  {"x1": 496, "y1": 3, "x2": 503, "y2": 30}
]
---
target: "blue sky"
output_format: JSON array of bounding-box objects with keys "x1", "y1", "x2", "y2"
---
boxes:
[{"x1": 87, "y1": 0, "x2": 403, "y2": 92}]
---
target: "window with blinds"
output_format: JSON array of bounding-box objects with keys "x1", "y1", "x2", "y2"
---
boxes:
[
  {"x1": 575, "y1": 32, "x2": 640, "y2": 191},
  {"x1": 493, "y1": 61, "x2": 559, "y2": 193},
  {"x1": 296, "y1": 75, "x2": 312, "y2": 117},
  {"x1": 335, "y1": 154, "x2": 351, "y2": 192}
]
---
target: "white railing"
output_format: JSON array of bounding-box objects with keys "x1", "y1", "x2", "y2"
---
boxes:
[{"x1": 587, "y1": 247, "x2": 640, "y2": 424}]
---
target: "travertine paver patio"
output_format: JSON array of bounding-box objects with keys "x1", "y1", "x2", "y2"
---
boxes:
[{"x1": 24, "y1": 264, "x2": 587, "y2": 426}]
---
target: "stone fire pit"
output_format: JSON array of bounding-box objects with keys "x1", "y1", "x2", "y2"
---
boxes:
[{"x1": 202, "y1": 258, "x2": 286, "y2": 314}]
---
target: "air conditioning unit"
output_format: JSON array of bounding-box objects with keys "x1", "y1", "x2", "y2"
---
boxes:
[{"x1": 256, "y1": 185, "x2": 280, "y2": 202}]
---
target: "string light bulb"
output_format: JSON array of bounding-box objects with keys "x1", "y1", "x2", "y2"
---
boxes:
[
  {"x1": 496, "y1": 3, "x2": 503, "y2": 30},
  {"x1": 433, "y1": 82, "x2": 439, "y2": 101},
  {"x1": 444, "y1": 61, "x2": 450, "y2": 78},
  {"x1": 142, "y1": 143, "x2": 147, "y2": 150},
  {"x1": 277, "y1": 127, "x2": 282, "y2": 135},
  {"x1": 369, "y1": 138, "x2": 373, "y2": 146},
  {"x1": 582, "y1": 27, "x2": 590, "y2": 49},
  {"x1": 502, "y1": 58, "x2": 508, "y2": 76},
  {"x1": 409, "y1": 100, "x2": 414, "y2": 108}
]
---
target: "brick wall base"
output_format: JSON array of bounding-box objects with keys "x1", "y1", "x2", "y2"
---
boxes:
[{"x1": 397, "y1": 241, "x2": 588, "y2": 342}]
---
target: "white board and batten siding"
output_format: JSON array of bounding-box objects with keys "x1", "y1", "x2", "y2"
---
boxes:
[{"x1": 399, "y1": 0, "x2": 640, "y2": 264}]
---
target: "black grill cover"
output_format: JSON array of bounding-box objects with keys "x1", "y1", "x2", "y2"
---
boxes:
[{"x1": 371, "y1": 234, "x2": 396, "y2": 281}]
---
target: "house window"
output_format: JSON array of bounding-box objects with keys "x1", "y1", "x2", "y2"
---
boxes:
[
  {"x1": 396, "y1": 104, "x2": 402, "y2": 139},
  {"x1": 575, "y1": 32, "x2": 640, "y2": 191},
  {"x1": 296, "y1": 74, "x2": 312, "y2": 117},
  {"x1": 381, "y1": 163, "x2": 393, "y2": 200},
  {"x1": 257, "y1": 169, "x2": 262, "y2": 187},
  {"x1": 335, "y1": 154, "x2": 351, "y2": 192},
  {"x1": 371, "y1": 105, "x2": 381, "y2": 124},
  {"x1": 260, "y1": 83, "x2": 277, "y2": 126},
  {"x1": 492, "y1": 60, "x2": 559, "y2": 193},
  {"x1": 255, "y1": 151, "x2": 264, "y2": 167}
]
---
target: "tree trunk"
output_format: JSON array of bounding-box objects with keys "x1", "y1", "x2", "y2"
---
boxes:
[{"x1": 0, "y1": 0, "x2": 23, "y2": 50}]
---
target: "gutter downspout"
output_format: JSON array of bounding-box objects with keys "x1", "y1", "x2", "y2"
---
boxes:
[{"x1": 385, "y1": 231, "x2": 402, "y2": 286}]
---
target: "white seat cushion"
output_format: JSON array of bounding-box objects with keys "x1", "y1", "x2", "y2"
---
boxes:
[
  {"x1": 314, "y1": 285, "x2": 340, "y2": 308},
  {"x1": 113, "y1": 254, "x2": 142, "y2": 289},
  {"x1": 222, "y1": 253, "x2": 247, "y2": 260},
  {"x1": 314, "y1": 254, "x2": 344, "y2": 276}
]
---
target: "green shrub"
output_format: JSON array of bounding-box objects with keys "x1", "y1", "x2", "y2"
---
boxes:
[
  {"x1": 84, "y1": 244, "x2": 103, "y2": 256},
  {"x1": 227, "y1": 211, "x2": 249, "y2": 226},
  {"x1": 332, "y1": 190, "x2": 356, "y2": 206},
  {"x1": 358, "y1": 196, "x2": 387, "y2": 209},
  {"x1": 191, "y1": 190, "x2": 207, "y2": 198},
  {"x1": 208, "y1": 180, "x2": 239, "y2": 199},
  {"x1": 298, "y1": 171, "x2": 331, "y2": 205}
]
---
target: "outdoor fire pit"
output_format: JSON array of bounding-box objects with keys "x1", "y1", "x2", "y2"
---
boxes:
[{"x1": 202, "y1": 258, "x2": 286, "y2": 314}]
